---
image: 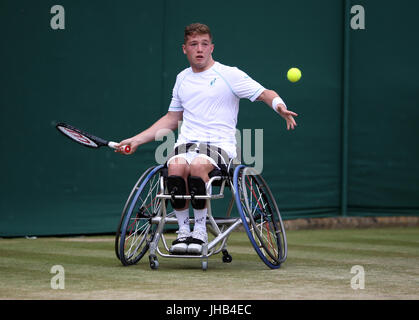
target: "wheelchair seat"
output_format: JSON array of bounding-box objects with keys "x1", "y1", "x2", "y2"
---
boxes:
[{"x1": 208, "y1": 169, "x2": 226, "y2": 187}]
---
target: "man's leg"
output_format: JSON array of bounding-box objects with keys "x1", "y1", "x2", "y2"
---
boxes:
[
  {"x1": 168, "y1": 157, "x2": 191, "y2": 253},
  {"x1": 187, "y1": 156, "x2": 215, "y2": 253}
]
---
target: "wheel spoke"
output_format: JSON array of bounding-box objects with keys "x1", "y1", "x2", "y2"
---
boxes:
[{"x1": 126, "y1": 222, "x2": 150, "y2": 258}]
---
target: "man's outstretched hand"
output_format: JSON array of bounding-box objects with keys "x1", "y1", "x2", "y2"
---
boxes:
[{"x1": 277, "y1": 105, "x2": 298, "y2": 130}]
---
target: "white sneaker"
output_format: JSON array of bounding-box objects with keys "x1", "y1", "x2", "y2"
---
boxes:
[
  {"x1": 170, "y1": 229, "x2": 191, "y2": 254},
  {"x1": 187, "y1": 229, "x2": 208, "y2": 254}
]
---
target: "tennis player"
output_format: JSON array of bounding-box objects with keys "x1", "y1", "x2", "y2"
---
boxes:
[{"x1": 116, "y1": 23, "x2": 298, "y2": 254}]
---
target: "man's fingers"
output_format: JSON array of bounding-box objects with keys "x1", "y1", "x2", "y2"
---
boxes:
[
  {"x1": 114, "y1": 141, "x2": 130, "y2": 154},
  {"x1": 286, "y1": 117, "x2": 297, "y2": 130},
  {"x1": 279, "y1": 108, "x2": 298, "y2": 130},
  {"x1": 287, "y1": 110, "x2": 298, "y2": 117},
  {"x1": 287, "y1": 115, "x2": 297, "y2": 125}
]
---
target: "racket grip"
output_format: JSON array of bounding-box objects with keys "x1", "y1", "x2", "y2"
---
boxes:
[{"x1": 108, "y1": 142, "x2": 131, "y2": 153}]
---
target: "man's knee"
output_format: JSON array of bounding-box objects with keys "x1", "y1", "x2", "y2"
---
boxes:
[
  {"x1": 168, "y1": 157, "x2": 190, "y2": 177},
  {"x1": 189, "y1": 157, "x2": 213, "y2": 178}
]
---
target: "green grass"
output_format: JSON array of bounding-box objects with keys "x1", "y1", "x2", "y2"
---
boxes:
[{"x1": 0, "y1": 227, "x2": 418, "y2": 300}]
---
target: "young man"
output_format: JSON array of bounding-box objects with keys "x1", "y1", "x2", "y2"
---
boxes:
[{"x1": 116, "y1": 23, "x2": 298, "y2": 254}]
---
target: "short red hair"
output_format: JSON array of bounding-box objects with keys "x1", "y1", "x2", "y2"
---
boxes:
[{"x1": 184, "y1": 23, "x2": 213, "y2": 44}]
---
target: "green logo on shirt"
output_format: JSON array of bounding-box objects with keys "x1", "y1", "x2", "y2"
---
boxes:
[{"x1": 210, "y1": 78, "x2": 217, "y2": 86}]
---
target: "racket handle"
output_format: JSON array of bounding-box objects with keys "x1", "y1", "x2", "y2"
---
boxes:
[{"x1": 108, "y1": 142, "x2": 131, "y2": 153}]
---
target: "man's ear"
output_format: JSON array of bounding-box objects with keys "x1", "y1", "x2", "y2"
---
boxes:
[{"x1": 182, "y1": 44, "x2": 186, "y2": 54}]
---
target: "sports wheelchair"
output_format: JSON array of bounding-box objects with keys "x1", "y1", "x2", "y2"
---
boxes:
[{"x1": 115, "y1": 160, "x2": 287, "y2": 271}]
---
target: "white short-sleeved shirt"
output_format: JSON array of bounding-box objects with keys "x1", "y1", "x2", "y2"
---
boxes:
[{"x1": 169, "y1": 61, "x2": 265, "y2": 159}]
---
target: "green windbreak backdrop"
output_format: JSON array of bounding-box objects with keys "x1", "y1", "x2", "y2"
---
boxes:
[
  {"x1": 0, "y1": 0, "x2": 418, "y2": 237},
  {"x1": 348, "y1": 0, "x2": 419, "y2": 216}
]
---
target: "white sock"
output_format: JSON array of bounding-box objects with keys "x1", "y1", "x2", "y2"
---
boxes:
[
  {"x1": 174, "y1": 208, "x2": 190, "y2": 233},
  {"x1": 193, "y1": 183, "x2": 211, "y2": 233},
  {"x1": 194, "y1": 184, "x2": 212, "y2": 232},
  {"x1": 193, "y1": 208, "x2": 207, "y2": 233}
]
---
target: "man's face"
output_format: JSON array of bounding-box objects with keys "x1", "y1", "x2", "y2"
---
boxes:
[{"x1": 182, "y1": 33, "x2": 214, "y2": 72}]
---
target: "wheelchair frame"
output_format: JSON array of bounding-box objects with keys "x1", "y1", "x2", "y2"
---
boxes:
[{"x1": 116, "y1": 162, "x2": 287, "y2": 271}]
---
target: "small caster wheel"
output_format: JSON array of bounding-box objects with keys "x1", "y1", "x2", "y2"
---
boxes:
[
  {"x1": 202, "y1": 260, "x2": 208, "y2": 271},
  {"x1": 150, "y1": 260, "x2": 159, "y2": 270},
  {"x1": 222, "y1": 250, "x2": 232, "y2": 263},
  {"x1": 149, "y1": 255, "x2": 159, "y2": 270}
]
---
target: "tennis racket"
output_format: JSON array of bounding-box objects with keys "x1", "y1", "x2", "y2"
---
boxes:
[{"x1": 56, "y1": 122, "x2": 131, "y2": 153}]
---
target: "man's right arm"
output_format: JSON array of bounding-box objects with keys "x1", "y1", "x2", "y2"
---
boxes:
[{"x1": 115, "y1": 111, "x2": 183, "y2": 154}]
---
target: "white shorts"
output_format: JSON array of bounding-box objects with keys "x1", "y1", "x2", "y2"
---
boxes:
[
  {"x1": 167, "y1": 151, "x2": 220, "y2": 169},
  {"x1": 166, "y1": 142, "x2": 234, "y2": 169}
]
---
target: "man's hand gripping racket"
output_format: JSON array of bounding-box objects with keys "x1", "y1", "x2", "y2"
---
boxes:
[{"x1": 55, "y1": 122, "x2": 131, "y2": 154}]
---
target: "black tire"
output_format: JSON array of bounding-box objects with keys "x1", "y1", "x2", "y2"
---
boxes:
[{"x1": 234, "y1": 165, "x2": 287, "y2": 269}]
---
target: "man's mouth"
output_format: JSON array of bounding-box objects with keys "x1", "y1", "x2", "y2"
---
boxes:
[{"x1": 196, "y1": 55, "x2": 204, "y2": 60}]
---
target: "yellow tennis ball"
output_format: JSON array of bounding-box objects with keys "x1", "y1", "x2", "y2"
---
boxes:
[{"x1": 287, "y1": 67, "x2": 302, "y2": 83}]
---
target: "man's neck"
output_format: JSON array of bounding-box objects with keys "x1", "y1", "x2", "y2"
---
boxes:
[{"x1": 191, "y1": 59, "x2": 215, "y2": 73}]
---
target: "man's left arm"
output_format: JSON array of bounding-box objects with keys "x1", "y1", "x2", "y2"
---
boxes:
[{"x1": 257, "y1": 89, "x2": 298, "y2": 130}]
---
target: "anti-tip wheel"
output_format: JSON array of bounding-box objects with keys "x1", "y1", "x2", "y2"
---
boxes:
[
  {"x1": 222, "y1": 253, "x2": 232, "y2": 263},
  {"x1": 222, "y1": 249, "x2": 232, "y2": 263},
  {"x1": 149, "y1": 255, "x2": 159, "y2": 270}
]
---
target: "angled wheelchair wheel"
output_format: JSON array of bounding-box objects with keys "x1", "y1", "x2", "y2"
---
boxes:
[
  {"x1": 115, "y1": 166, "x2": 157, "y2": 260},
  {"x1": 118, "y1": 165, "x2": 165, "y2": 266},
  {"x1": 233, "y1": 165, "x2": 287, "y2": 269}
]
